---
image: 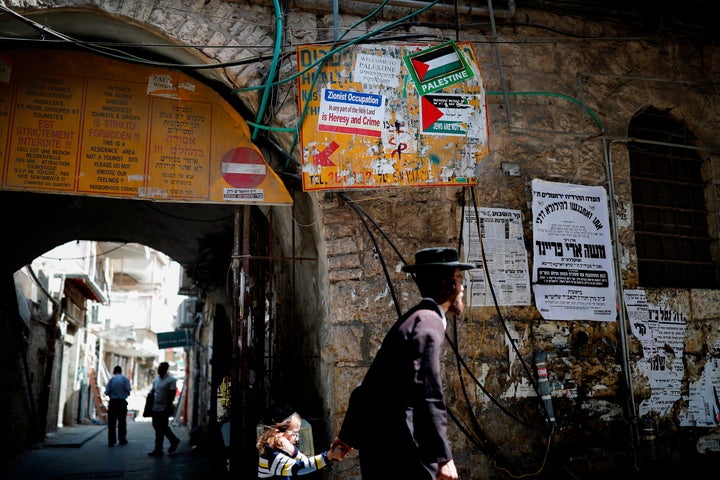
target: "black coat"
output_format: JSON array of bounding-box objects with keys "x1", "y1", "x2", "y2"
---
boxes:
[{"x1": 338, "y1": 299, "x2": 452, "y2": 479}]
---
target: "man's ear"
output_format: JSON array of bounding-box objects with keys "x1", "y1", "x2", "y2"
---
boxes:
[{"x1": 441, "y1": 276, "x2": 457, "y2": 298}]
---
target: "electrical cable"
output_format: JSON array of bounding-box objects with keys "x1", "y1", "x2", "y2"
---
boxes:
[
  {"x1": 0, "y1": 3, "x2": 290, "y2": 70},
  {"x1": 467, "y1": 186, "x2": 554, "y2": 426},
  {"x1": 140, "y1": 203, "x2": 235, "y2": 223},
  {"x1": 487, "y1": 90, "x2": 603, "y2": 131},
  {"x1": 446, "y1": 406, "x2": 487, "y2": 451},
  {"x1": 340, "y1": 188, "x2": 551, "y2": 476},
  {"x1": 455, "y1": 190, "x2": 497, "y2": 425},
  {"x1": 38, "y1": 242, "x2": 129, "y2": 262},
  {"x1": 452, "y1": 0, "x2": 460, "y2": 41},
  {"x1": 232, "y1": 0, "x2": 444, "y2": 94},
  {"x1": 337, "y1": 188, "x2": 544, "y2": 425},
  {"x1": 451, "y1": 302, "x2": 524, "y2": 476},
  {"x1": 288, "y1": 0, "x2": 391, "y2": 166},
  {"x1": 338, "y1": 192, "x2": 402, "y2": 319},
  {"x1": 494, "y1": 424, "x2": 556, "y2": 479},
  {"x1": 251, "y1": 87, "x2": 605, "y2": 150},
  {"x1": 444, "y1": 321, "x2": 542, "y2": 429},
  {"x1": 337, "y1": 193, "x2": 407, "y2": 265},
  {"x1": 338, "y1": 193, "x2": 499, "y2": 430},
  {"x1": 24, "y1": 264, "x2": 59, "y2": 308},
  {"x1": 448, "y1": 186, "x2": 558, "y2": 475},
  {"x1": 462, "y1": 190, "x2": 530, "y2": 390},
  {"x1": 252, "y1": 0, "x2": 283, "y2": 141}
]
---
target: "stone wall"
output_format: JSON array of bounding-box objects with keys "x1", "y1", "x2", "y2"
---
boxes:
[
  {"x1": 308, "y1": 7, "x2": 720, "y2": 480},
  {"x1": 5, "y1": 271, "x2": 55, "y2": 457}
]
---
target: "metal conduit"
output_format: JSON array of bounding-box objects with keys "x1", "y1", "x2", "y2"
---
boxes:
[
  {"x1": 355, "y1": 0, "x2": 516, "y2": 17},
  {"x1": 602, "y1": 135, "x2": 719, "y2": 461},
  {"x1": 602, "y1": 138, "x2": 638, "y2": 458},
  {"x1": 294, "y1": 0, "x2": 516, "y2": 18}
]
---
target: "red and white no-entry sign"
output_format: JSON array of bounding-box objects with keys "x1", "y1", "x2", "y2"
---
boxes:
[{"x1": 221, "y1": 147, "x2": 267, "y2": 188}]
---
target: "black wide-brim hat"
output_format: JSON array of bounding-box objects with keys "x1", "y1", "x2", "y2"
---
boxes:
[
  {"x1": 402, "y1": 247, "x2": 477, "y2": 273},
  {"x1": 263, "y1": 404, "x2": 296, "y2": 426}
]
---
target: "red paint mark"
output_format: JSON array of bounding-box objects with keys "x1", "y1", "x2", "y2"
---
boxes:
[
  {"x1": 314, "y1": 141, "x2": 339, "y2": 166},
  {"x1": 392, "y1": 143, "x2": 408, "y2": 157}
]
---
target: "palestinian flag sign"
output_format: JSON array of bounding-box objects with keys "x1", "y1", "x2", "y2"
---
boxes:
[{"x1": 404, "y1": 41, "x2": 474, "y2": 95}]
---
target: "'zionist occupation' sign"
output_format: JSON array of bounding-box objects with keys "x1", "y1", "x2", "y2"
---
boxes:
[
  {"x1": 318, "y1": 89, "x2": 384, "y2": 137},
  {"x1": 296, "y1": 41, "x2": 488, "y2": 191}
]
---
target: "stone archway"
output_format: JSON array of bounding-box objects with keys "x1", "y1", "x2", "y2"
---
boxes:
[{"x1": 0, "y1": 9, "x2": 324, "y2": 473}]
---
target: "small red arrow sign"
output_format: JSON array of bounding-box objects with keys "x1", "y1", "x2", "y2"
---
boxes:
[{"x1": 314, "y1": 141, "x2": 339, "y2": 166}]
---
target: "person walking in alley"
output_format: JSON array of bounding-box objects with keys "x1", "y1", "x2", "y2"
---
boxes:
[
  {"x1": 331, "y1": 247, "x2": 473, "y2": 480},
  {"x1": 147, "y1": 362, "x2": 181, "y2": 457},
  {"x1": 105, "y1": 365, "x2": 132, "y2": 447}
]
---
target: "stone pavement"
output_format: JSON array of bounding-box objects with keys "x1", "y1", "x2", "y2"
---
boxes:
[{"x1": 0, "y1": 417, "x2": 230, "y2": 479}]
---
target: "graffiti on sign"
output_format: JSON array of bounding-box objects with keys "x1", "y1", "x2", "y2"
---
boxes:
[{"x1": 296, "y1": 41, "x2": 489, "y2": 191}]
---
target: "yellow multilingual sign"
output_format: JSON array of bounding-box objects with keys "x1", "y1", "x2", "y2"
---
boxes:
[{"x1": 0, "y1": 48, "x2": 292, "y2": 205}]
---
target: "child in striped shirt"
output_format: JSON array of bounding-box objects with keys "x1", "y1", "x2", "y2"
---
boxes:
[{"x1": 257, "y1": 405, "x2": 343, "y2": 478}]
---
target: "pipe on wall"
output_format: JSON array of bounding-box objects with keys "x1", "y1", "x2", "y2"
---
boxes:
[
  {"x1": 353, "y1": 0, "x2": 516, "y2": 17},
  {"x1": 285, "y1": 0, "x2": 516, "y2": 18}
]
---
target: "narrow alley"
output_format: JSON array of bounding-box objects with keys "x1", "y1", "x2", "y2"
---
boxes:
[{"x1": 0, "y1": 418, "x2": 228, "y2": 480}]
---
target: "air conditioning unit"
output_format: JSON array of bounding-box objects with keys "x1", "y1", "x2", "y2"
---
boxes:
[{"x1": 175, "y1": 297, "x2": 201, "y2": 329}]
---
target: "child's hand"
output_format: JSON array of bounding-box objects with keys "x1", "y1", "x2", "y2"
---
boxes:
[{"x1": 279, "y1": 436, "x2": 296, "y2": 455}]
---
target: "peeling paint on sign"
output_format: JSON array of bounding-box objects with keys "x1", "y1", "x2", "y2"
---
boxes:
[
  {"x1": 625, "y1": 290, "x2": 687, "y2": 418},
  {"x1": 297, "y1": 42, "x2": 489, "y2": 190}
]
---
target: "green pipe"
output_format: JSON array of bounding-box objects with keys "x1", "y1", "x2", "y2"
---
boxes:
[
  {"x1": 487, "y1": 90, "x2": 604, "y2": 131},
  {"x1": 252, "y1": 0, "x2": 283, "y2": 141}
]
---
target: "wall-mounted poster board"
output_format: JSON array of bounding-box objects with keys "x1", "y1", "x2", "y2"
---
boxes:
[
  {"x1": 531, "y1": 179, "x2": 616, "y2": 322},
  {"x1": 296, "y1": 41, "x2": 489, "y2": 191},
  {"x1": 0, "y1": 48, "x2": 292, "y2": 205}
]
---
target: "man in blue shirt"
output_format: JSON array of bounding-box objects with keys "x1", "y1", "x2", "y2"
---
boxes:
[{"x1": 105, "y1": 365, "x2": 132, "y2": 447}]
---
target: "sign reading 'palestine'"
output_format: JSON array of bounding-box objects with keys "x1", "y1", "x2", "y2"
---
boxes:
[
  {"x1": 296, "y1": 41, "x2": 489, "y2": 191},
  {"x1": 403, "y1": 41, "x2": 474, "y2": 95}
]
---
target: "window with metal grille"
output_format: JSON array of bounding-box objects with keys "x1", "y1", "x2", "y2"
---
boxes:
[{"x1": 628, "y1": 107, "x2": 718, "y2": 288}]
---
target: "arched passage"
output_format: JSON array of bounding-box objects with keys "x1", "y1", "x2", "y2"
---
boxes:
[{"x1": 0, "y1": 9, "x2": 324, "y2": 476}]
